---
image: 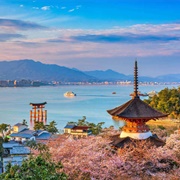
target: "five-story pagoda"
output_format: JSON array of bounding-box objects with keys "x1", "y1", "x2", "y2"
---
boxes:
[{"x1": 107, "y1": 61, "x2": 167, "y2": 141}]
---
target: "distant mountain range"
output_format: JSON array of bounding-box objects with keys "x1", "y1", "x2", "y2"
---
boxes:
[
  {"x1": 0, "y1": 60, "x2": 95, "y2": 82},
  {"x1": 0, "y1": 59, "x2": 179, "y2": 82}
]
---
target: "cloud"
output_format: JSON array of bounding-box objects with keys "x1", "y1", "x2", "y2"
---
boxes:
[
  {"x1": 15, "y1": 41, "x2": 42, "y2": 48},
  {"x1": 68, "y1": 9, "x2": 75, "y2": 12},
  {"x1": 0, "y1": 19, "x2": 47, "y2": 31},
  {"x1": 47, "y1": 39, "x2": 65, "y2": 43},
  {"x1": 76, "y1": 5, "x2": 82, "y2": 10},
  {"x1": 46, "y1": 23, "x2": 180, "y2": 43},
  {"x1": 41, "y1": 6, "x2": 50, "y2": 11},
  {"x1": 70, "y1": 33, "x2": 180, "y2": 43},
  {"x1": 33, "y1": 7, "x2": 39, "y2": 10},
  {"x1": 68, "y1": 5, "x2": 81, "y2": 12},
  {"x1": 0, "y1": 33, "x2": 25, "y2": 42},
  {"x1": 61, "y1": 7, "x2": 66, "y2": 9},
  {"x1": 0, "y1": 23, "x2": 180, "y2": 74}
]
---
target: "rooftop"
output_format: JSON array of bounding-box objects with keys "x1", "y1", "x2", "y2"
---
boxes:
[
  {"x1": 10, "y1": 146, "x2": 30, "y2": 155},
  {"x1": 72, "y1": 126, "x2": 90, "y2": 130},
  {"x1": 10, "y1": 129, "x2": 35, "y2": 139},
  {"x1": 64, "y1": 124, "x2": 76, "y2": 129},
  {"x1": 107, "y1": 97, "x2": 167, "y2": 120},
  {"x1": 30, "y1": 102, "x2": 47, "y2": 106},
  {"x1": 35, "y1": 131, "x2": 51, "y2": 140},
  {"x1": 13, "y1": 123, "x2": 27, "y2": 127}
]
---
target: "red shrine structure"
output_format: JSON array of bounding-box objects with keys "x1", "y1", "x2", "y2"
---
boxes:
[
  {"x1": 107, "y1": 61, "x2": 167, "y2": 145},
  {"x1": 30, "y1": 102, "x2": 47, "y2": 129}
]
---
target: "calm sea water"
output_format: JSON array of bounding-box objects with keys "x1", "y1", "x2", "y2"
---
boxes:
[{"x1": 0, "y1": 84, "x2": 178, "y2": 130}]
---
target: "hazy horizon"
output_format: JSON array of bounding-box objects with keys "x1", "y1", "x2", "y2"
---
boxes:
[{"x1": 0, "y1": 0, "x2": 180, "y2": 76}]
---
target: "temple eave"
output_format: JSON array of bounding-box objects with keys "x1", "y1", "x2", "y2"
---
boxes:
[{"x1": 112, "y1": 115, "x2": 166, "y2": 121}]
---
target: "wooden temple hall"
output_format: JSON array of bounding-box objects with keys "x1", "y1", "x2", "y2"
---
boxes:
[
  {"x1": 107, "y1": 61, "x2": 167, "y2": 147},
  {"x1": 30, "y1": 102, "x2": 47, "y2": 129}
]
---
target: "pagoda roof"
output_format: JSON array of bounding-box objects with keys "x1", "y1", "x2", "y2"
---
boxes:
[
  {"x1": 110, "y1": 134, "x2": 165, "y2": 148},
  {"x1": 107, "y1": 97, "x2": 167, "y2": 120}
]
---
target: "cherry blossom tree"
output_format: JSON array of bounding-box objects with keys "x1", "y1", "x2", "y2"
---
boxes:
[
  {"x1": 44, "y1": 131, "x2": 180, "y2": 180},
  {"x1": 28, "y1": 128, "x2": 180, "y2": 180}
]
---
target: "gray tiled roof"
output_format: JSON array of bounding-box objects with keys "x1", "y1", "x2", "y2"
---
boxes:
[
  {"x1": 36, "y1": 132, "x2": 51, "y2": 140},
  {"x1": 35, "y1": 130, "x2": 45, "y2": 135},
  {"x1": 10, "y1": 129, "x2": 35, "y2": 139},
  {"x1": 64, "y1": 124, "x2": 76, "y2": 129},
  {"x1": 13, "y1": 123, "x2": 24, "y2": 127},
  {"x1": 10, "y1": 146, "x2": 30, "y2": 155},
  {"x1": 3, "y1": 141, "x2": 20, "y2": 148}
]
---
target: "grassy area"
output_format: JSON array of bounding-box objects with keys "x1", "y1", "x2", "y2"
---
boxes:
[
  {"x1": 147, "y1": 118, "x2": 180, "y2": 138},
  {"x1": 147, "y1": 118, "x2": 179, "y2": 127}
]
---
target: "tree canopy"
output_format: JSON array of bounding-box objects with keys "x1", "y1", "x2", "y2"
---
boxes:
[
  {"x1": 34, "y1": 121, "x2": 59, "y2": 134},
  {"x1": 144, "y1": 87, "x2": 180, "y2": 119},
  {"x1": 46, "y1": 120, "x2": 59, "y2": 134},
  {"x1": 0, "y1": 123, "x2": 10, "y2": 139},
  {"x1": 0, "y1": 139, "x2": 67, "y2": 180},
  {"x1": 0, "y1": 155, "x2": 67, "y2": 180},
  {"x1": 34, "y1": 121, "x2": 46, "y2": 131}
]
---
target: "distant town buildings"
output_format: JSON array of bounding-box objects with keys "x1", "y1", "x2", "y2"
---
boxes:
[
  {"x1": 0, "y1": 79, "x2": 42, "y2": 87},
  {"x1": 0, "y1": 79, "x2": 179, "y2": 87}
]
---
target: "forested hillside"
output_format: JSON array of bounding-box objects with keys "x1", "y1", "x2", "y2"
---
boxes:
[{"x1": 144, "y1": 87, "x2": 180, "y2": 119}]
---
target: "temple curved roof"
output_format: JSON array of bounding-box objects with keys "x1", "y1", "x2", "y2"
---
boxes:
[{"x1": 107, "y1": 97, "x2": 167, "y2": 120}]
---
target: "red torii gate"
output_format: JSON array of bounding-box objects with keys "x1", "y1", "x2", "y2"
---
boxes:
[{"x1": 30, "y1": 102, "x2": 47, "y2": 129}]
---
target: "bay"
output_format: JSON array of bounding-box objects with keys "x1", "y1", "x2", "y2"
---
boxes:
[{"x1": 0, "y1": 84, "x2": 178, "y2": 130}]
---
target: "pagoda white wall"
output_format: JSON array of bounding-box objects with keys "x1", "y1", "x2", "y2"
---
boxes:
[{"x1": 120, "y1": 131, "x2": 152, "y2": 139}]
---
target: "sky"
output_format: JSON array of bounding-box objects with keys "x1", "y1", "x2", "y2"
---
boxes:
[{"x1": 0, "y1": 0, "x2": 180, "y2": 76}]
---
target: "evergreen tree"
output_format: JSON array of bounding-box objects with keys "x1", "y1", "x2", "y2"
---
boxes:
[
  {"x1": 46, "y1": 121, "x2": 59, "y2": 134},
  {"x1": 34, "y1": 121, "x2": 46, "y2": 131},
  {"x1": 144, "y1": 87, "x2": 180, "y2": 119}
]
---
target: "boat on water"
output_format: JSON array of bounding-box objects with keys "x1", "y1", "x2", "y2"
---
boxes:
[{"x1": 64, "y1": 91, "x2": 76, "y2": 97}]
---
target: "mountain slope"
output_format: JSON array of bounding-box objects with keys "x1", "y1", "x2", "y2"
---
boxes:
[
  {"x1": 84, "y1": 70, "x2": 180, "y2": 82},
  {"x1": 0, "y1": 60, "x2": 96, "y2": 82},
  {"x1": 156, "y1": 74, "x2": 180, "y2": 82},
  {"x1": 0, "y1": 60, "x2": 179, "y2": 82},
  {"x1": 84, "y1": 69, "x2": 128, "y2": 81}
]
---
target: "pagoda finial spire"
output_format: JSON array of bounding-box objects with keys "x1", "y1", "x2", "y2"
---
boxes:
[{"x1": 134, "y1": 60, "x2": 139, "y2": 98}]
